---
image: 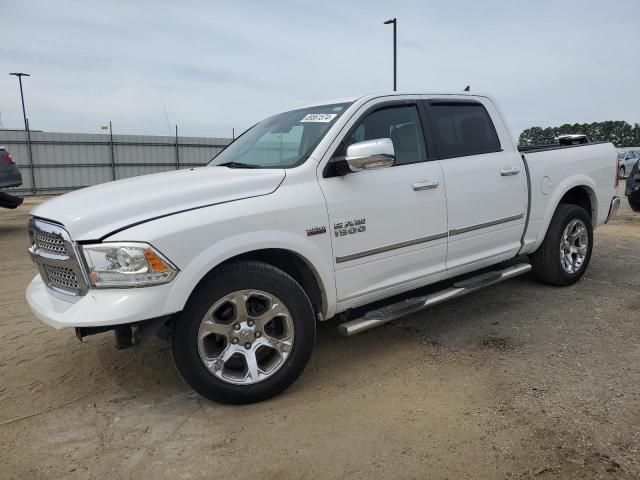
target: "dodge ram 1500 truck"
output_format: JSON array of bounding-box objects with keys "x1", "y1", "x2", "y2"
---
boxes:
[{"x1": 26, "y1": 93, "x2": 620, "y2": 404}]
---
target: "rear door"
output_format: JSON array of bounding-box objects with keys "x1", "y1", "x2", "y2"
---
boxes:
[{"x1": 423, "y1": 98, "x2": 527, "y2": 270}]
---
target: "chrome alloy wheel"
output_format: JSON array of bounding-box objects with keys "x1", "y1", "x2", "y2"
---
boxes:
[
  {"x1": 560, "y1": 219, "x2": 588, "y2": 274},
  {"x1": 197, "y1": 290, "x2": 295, "y2": 385}
]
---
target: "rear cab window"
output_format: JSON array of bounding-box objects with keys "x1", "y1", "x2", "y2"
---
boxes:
[{"x1": 425, "y1": 101, "x2": 501, "y2": 159}]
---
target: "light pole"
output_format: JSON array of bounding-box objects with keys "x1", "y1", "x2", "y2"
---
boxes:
[
  {"x1": 108, "y1": 120, "x2": 116, "y2": 181},
  {"x1": 383, "y1": 18, "x2": 397, "y2": 91},
  {"x1": 9, "y1": 72, "x2": 36, "y2": 194}
]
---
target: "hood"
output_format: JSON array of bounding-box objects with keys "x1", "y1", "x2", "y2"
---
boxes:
[{"x1": 31, "y1": 166, "x2": 285, "y2": 240}]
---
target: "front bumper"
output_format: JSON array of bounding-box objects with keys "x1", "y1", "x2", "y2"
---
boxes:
[
  {"x1": 605, "y1": 196, "x2": 621, "y2": 224},
  {"x1": 26, "y1": 274, "x2": 179, "y2": 330}
]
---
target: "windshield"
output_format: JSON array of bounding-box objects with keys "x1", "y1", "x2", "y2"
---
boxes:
[{"x1": 209, "y1": 103, "x2": 351, "y2": 168}]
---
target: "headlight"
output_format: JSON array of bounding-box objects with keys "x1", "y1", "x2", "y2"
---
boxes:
[{"x1": 82, "y1": 242, "x2": 178, "y2": 288}]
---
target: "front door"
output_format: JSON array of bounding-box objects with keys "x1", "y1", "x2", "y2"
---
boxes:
[{"x1": 318, "y1": 100, "x2": 448, "y2": 305}]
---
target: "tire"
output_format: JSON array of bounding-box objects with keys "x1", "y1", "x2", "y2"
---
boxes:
[
  {"x1": 619, "y1": 165, "x2": 626, "y2": 179},
  {"x1": 629, "y1": 191, "x2": 640, "y2": 212},
  {"x1": 172, "y1": 260, "x2": 315, "y2": 404},
  {"x1": 530, "y1": 204, "x2": 593, "y2": 286}
]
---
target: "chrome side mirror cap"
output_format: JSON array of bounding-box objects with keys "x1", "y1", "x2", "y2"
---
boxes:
[{"x1": 345, "y1": 138, "x2": 395, "y2": 172}]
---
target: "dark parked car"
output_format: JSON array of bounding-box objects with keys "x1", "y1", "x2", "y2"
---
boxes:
[
  {"x1": 0, "y1": 147, "x2": 24, "y2": 209},
  {"x1": 0, "y1": 147, "x2": 22, "y2": 188},
  {"x1": 626, "y1": 159, "x2": 640, "y2": 212}
]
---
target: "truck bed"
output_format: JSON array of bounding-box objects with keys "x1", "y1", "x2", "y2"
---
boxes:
[{"x1": 519, "y1": 141, "x2": 617, "y2": 254}]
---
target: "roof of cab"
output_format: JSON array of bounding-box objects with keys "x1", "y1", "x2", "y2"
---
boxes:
[{"x1": 296, "y1": 91, "x2": 490, "y2": 109}]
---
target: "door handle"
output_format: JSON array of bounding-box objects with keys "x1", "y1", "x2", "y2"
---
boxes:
[
  {"x1": 412, "y1": 180, "x2": 439, "y2": 191},
  {"x1": 500, "y1": 167, "x2": 521, "y2": 176}
]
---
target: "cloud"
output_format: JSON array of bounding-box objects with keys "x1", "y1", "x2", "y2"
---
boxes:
[{"x1": 0, "y1": 0, "x2": 638, "y2": 139}]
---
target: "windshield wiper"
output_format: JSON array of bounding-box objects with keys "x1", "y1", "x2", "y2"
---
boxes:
[{"x1": 216, "y1": 161, "x2": 262, "y2": 169}]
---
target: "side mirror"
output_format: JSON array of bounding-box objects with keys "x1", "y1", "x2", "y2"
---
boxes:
[{"x1": 345, "y1": 138, "x2": 395, "y2": 172}]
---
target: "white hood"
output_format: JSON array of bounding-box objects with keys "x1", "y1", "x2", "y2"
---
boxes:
[{"x1": 31, "y1": 166, "x2": 285, "y2": 240}]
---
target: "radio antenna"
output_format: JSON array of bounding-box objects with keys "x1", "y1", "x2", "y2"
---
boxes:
[{"x1": 163, "y1": 104, "x2": 172, "y2": 137}]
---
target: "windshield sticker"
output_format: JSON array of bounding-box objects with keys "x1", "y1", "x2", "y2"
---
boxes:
[{"x1": 300, "y1": 113, "x2": 337, "y2": 123}]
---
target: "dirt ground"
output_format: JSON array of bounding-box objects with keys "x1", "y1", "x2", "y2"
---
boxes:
[{"x1": 1, "y1": 191, "x2": 638, "y2": 480}]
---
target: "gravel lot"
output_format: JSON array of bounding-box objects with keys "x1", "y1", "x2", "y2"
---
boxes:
[{"x1": 1, "y1": 192, "x2": 638, "y2": 479}]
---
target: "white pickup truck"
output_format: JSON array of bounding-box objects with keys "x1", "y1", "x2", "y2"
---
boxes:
[{"x1": 26, "y1": 93, "x2": 620, "y2": 404}]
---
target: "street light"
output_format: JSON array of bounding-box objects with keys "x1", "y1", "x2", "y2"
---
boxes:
[
  {"x1": 9, "y1": 72, "x2": 36, "y2": 194},
  {"x1": 383, "y1": 18, "x2": 397, "y2": 91}
]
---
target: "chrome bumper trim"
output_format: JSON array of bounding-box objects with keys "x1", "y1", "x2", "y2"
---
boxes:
[{"x1": 605, "y1": 196, "x2": 620, "y2": 224}]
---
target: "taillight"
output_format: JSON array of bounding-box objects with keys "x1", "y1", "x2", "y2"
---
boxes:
[
  {"x1": 1, "y1": 152, "x2": 14, "y2": 165},
  {"x1": 615, "y1": 158, "x2": 620, "y2": 188}
]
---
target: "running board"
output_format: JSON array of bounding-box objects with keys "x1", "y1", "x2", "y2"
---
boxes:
[{"x1": 338, "y1": 263, "x2": 532, "y2": 337}]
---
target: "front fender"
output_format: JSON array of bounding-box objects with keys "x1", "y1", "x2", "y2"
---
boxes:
[{"x1": 162, "y1": 230, "x2": 336, "y2": 319}]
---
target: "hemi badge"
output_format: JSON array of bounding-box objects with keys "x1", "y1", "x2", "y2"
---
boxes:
[{"x1": 306, "y1": 226, "x2": 327, "y2": 236}]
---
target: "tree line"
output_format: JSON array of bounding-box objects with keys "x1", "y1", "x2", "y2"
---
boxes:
[{"x1": 518, "y1": 121, "x2": 640, "y2": 147}]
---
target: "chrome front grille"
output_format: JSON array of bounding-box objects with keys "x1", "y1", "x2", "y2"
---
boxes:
[
  {"x1": 29, "y1": 218, "x2": 89, "y2": 297},
  {"x1": 42, "y1": 264, "x2": 81, "y2": 295},
  {"x1": 35, "y1": 230, "x2": 67, "y2": 256}
]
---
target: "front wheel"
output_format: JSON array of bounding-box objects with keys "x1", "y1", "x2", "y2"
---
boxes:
[
  {"x1": 172, "y1": 261, "x2": 315, "y2": 404},
  {"x1": 619, "y1": 165, "x2": 626, "y2": 179},
  {"x1": 530, "y1": 204, "x2": 593, "y2": 286}
]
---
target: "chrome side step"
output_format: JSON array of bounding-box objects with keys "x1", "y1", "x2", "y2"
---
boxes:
[{"x1": 338, "y1": 263, "x2": 532, "y2": 337}]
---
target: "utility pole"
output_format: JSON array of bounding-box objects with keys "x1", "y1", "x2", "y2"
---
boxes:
[
  {"x1": 383, "y1": 18, "x2": 397, "y2": 91},
  {"x1": 9, "y1": 72, "x2": 36, "y2": 194}
]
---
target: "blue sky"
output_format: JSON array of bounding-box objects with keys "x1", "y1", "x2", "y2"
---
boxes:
[{"x1": 0, "y1": 0, "x2": 638, "y2": 139}]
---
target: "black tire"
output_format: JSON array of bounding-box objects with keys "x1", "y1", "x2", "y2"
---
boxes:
[
  {"x1": 619, "y1": 165, "x2": 626, "y2": 179},
  {"x1": 530, "y1": 204, "x2": 593, "y2": 286},
  {"x1": 172, "y1": 260, "x2": 315, "y2": 404},
  {"x1": 0, "y1": 191, "x2": 24, "y2": 209},
  {"x1": 629, "y1": 191, "x2": 640, "y2": 212}
]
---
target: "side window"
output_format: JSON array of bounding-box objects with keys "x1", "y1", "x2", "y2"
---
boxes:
[
  {"x1": 345, "y1": 105, "x2": 427, "y2": 165},
  {"x1": 427, "y1": 102, "x2": 501, "y2": 158}
]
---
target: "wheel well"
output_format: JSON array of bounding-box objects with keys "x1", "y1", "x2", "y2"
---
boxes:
[
  {"x1": 213, "y1": 249, "x2": 326, "y2": 319},
  {"x1": 559, "y1": 186, "x2": 594, "y2": 220}
]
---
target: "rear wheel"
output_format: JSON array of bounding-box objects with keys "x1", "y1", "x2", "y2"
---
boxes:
[
  {"x1": 530, "y1": 204, "x2": 593, "y2": 286},
  {"x1": 172, "y1": 261, "x2": 315, "y2": 404}
]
